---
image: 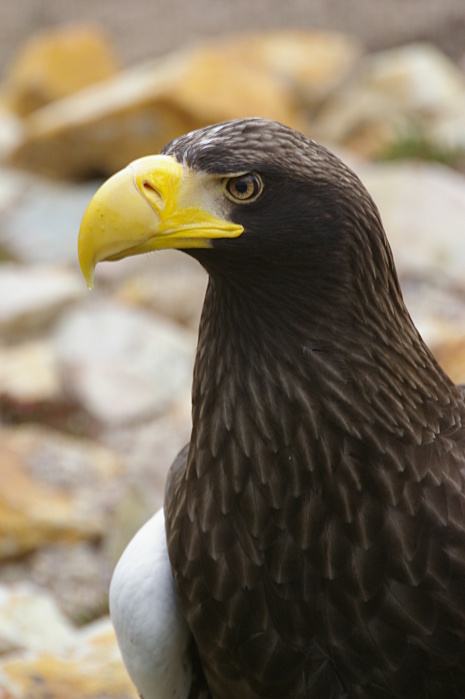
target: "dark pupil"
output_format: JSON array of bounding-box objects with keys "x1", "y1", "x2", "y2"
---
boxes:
[{"x1": 235, "y1": 178, "x2": 250, "y2": 194}]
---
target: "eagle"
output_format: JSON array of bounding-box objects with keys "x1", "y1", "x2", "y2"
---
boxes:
[{"x1": 78, "y1": 118, "x2": 465, "y2": 699}]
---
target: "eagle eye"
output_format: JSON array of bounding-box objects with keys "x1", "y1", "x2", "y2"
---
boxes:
[{"x1": 224, "y1": 173, "x2": 263, "y2": 203}]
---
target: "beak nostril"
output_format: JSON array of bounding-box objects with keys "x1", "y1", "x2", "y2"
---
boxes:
[{"x1": 142, "y1": 181, "x2": 164, "y2": 209}]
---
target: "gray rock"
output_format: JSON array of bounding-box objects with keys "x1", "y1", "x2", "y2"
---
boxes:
[
  {"x1": 54, "y1": 300, "x2": 196, "y2": 424},
  {"x1": 0, "y1": 264, "x2": 84, "y2": 339},
  {"x1": 0, "y1": 170, "x2": 100, "y2": 264},
  {"x1": 357, "y1": 160, "x2": 465, "y2": 286}
]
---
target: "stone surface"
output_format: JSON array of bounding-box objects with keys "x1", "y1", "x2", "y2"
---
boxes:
[
  {"x1": 427, "y1": 92, "x2": 465, "y2": 152},
  {"x1": 0, "y1": 171, "x2": 100, "y2": 264},
  {"x1": 0, "y1": 265, "x2": 84, "y2": 340},
  {"x1": 398, "y1": 279, "x2": 465, "y2": 352},
  {"x1": 27, "y1": 542, "x2": 114, "y2": 624},
  {"x1": 4, "y1": 45, "x2": 299, "y2": 179},
  {"x1": 0, "y1": 540, "x2": 114, "y2": 626},
  {"x1": 313, "y1": 43, "x2": 465, "y2": 157},
  {"x1": 0, "y1": 583, "x2": 76, "y2": 656},
  {"x1": 364, "y1": 42, "x2": 464, "y2": 112},
  {"x1": 0, "y1": 617, "x2": 137, "y2": 699},
  {"x1": 54, "y1": 300, "x2": 196, "y2": 424},
  {"x1": 0, "y1": 340, "x2": 60, "y2": 404},
  {"x1": 433, "y1": 334, "x2": 465, "y2": 385},
  {"x1": 0, "y1": 425, "x2": 122, "y2": 559},
  {"x1": 1, "y1": 25, "x2": 119, "y2": 117},
  {"x1": 0, "y1": 165, "x2": 23, "y2": 215},
  {"x1": 1, "y1": 29, "x2": 359, "y2": 179},
  {"x1": 192, "y1": 31, "x2": 363, "y2": 111},
  {"x1": 356, "y1": 160, "x2": 465, "y2": 286},
  {"x1": 5, "y1": 35, "x2": 465, "y2": 178},
  {"x1": 0, "y1": 340, "x2": 86, "y2": 433},
  {"x1": 114, "y1": 249, "x2": 207, "y2": 329},
  {"x1": 5, "y1": 36, "x2": 465, "y2": 179},
  {"x1": 0, "y1": 111, "x2": 22, "y2": 165}
]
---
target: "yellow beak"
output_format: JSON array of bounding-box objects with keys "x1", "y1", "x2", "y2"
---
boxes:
[{"x1": 78, "y1": 154, "x2": 244, "y2": 288}]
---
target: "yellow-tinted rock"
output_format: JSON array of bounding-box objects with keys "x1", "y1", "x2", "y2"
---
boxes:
[
  {"x1": 0, "y1": 340, "x2": 59, "y2": 403},
  {"x1": 214, "y1": 31, "x2": 363, "y2": 107},
  {"x1": 6, "y1": 48, "x2": 297, "y2": 179},
  {"x1": 432, "y1": 335, "x2": 465, "y2": 385},
  {"x1": 0, "y1": 618, "x2": 138, "y2": 699},
  {"x1": 0, "y1": 441, "x2": 86, "y2": 558},
  {"x1": 2, "y1": 25, "x2": 119, "y2": 117},
  {"x1": 5, "y1": 30, "x2": 361, "y2": 179},
  {"x1": 0, "y1": 426, "x2": 122, "y2": 559}
]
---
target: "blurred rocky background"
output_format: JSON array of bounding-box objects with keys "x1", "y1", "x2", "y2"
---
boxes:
[{"x1": 1, "y1": 1, "x2": 465, "y2": 697}]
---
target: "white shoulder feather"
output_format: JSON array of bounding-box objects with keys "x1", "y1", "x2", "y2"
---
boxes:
[{"x1": 109, "y1": 508, "x2": 192, "y2": 699}]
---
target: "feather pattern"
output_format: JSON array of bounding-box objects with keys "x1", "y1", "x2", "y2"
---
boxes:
[{"x1": 163, "y1": 119, "x2": 465, "y2": 698}]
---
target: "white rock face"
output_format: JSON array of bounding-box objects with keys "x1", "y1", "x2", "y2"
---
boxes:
[
  {"x1": 54, "y1": 301, "x2": 196, "y2": 424},
  {"x1": 0, "y1": 616, "x2": 139, "y2": 699},
  {"x1": 0, "y1": 582, "x2": 76, "y2": 655},
  {"x1": 0, "y1": 173, "x2": 101, "y2": 264},
  {"x1": 357, "y1": 160, "x2": 465, "y2": 285},
  {"x1": 0, "y1": 264, "x2": 84, "y2": 338},
  {"x1": 109, "y1": 508, "x2": 192, "y2": 699}
]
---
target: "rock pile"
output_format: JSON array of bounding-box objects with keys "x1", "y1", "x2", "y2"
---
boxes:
[
  {"x1": 1, "y1": 25, "x2": 465, "y2": 179},
  {"x1": 0, "y1": 24, "x2": 465, "y2": 699}
]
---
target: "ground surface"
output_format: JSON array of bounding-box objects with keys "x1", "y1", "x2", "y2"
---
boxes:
[{"x1": 1, "y1": 0, "x2": 465, "y2": 78}]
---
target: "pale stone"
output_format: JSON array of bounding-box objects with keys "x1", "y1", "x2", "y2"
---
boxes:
[
  {"x1": 0, "y1": 265, "x2": 84, "y2": 340},
  {"x1": 0, "y1": 583, "x2": 76, "y2": 656},
  {"x1": 54, "y1": 300, "x2": 196, "y2": 424},
  {"x1": 0, "y1": 617, "x2": 137, "y2": 699},
  {"x1": 0, "y1": 109, "x2": 23, "y2": 161},
  {"x1": 313, "y1": 90, "x2": 410, "y2": 158},
  {"x1": 0, "y1": 340, "x2": 59, "y2": 403},
  {"x1": 1, "y1": 25, "x2": 119, "y2": 116},
  {"x1": 24, "y1": 541, "x2": 114, "y2": 625},
  {"x1": 0, "y1": 171, "x2": 99, "y2": 264},
  {"x1": 101, "y1": 402, "x2": 192, "y2": 498},
  {"x1": 0, "y1": 336, "x2": 85, "y2": 432},
  {"x1": 349, "y1": 158, "x2": 465, "y2": 385},
  {"x1": 0, "y1": 425, "x2": 122, "y2": 559},
  {"x1": 398, "y1": 279, "x2": 465, "y2": 352},
  {"x1": 3, "y1": 424, "x2": 122, "y2": 485},
  {"x1": 113, "y1": 249, "x2": 207, "y2": 328},
  {"x1": 361, "y1": 43, "x2": 465, "y2": 112},
  {"x1": 0, "y1": 540, "x2": 113, "y2": 627},
  {"x1": 313, "y1": 43, "x2": 465, "y2": 157},
  {"x1": 356, "y1": 160, "x2": 465, "y2": 287},
  {"x1": 0, "y1": 167, "x2": 26, "y2": 221},
  {"x1": 426, "y1": 93, "x2": 465, "y2": 152}
]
